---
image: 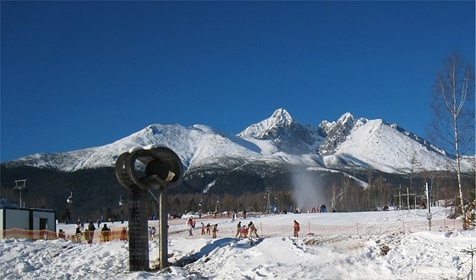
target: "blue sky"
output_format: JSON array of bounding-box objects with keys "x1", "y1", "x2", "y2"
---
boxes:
[{"x1": 1, "y1": 1, "x2": 474, "y2": 162}]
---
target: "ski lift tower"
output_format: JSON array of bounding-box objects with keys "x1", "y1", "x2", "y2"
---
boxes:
[
  {"x1": 14, "y1": 179, "x2": 27, "y2": 207},
  {"x1": 265, "y1": 187, "x2": 272, "y2": 214}
]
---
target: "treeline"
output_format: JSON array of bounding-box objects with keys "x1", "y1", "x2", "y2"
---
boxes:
[
  {"x1": 164, "y1": 172, "x2": 475, "y2": 216},
  {"x1": 1, "y1": 165, "x2": 474, "y2": 222}
]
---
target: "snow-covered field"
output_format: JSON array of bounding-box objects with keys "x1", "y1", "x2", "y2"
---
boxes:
[{"x1": 1, "y1": 207, "x2": 474, "y2": 280}]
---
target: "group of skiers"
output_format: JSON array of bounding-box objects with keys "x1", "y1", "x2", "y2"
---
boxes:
[
  {"x1": 187, "y1": 217, "x2": 301, "y2": 239},
  {"x1": 68, "y1": 221, "x2": 114, "y2": 243},
  {"x1": 235, "y1": 221, "x2": 260, "y2": 239},
  {"x1": 235, "y1": 220, "x2": 300, "y2": 238},
  {"x1": 65, "y1": 216, "x2": 302, "y2": 243},
  {"x1": 199, "y1": 221, "x2": 219, "y2": 238},
  {"x1": 187, "y1": 217, "x2": 228, "y2": 239},
  {"x1": 186, "y1": 218, "x2": 219, "y2": 238}
]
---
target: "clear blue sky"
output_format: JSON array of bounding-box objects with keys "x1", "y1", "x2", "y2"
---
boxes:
[{"x1": 1, "y1": 1, "x2": 474, "y2": 162}]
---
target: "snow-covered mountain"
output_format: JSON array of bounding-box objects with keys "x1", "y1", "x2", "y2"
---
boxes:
[{"x1": 2, "y1": 109, "x2": 474, "y2": 174}]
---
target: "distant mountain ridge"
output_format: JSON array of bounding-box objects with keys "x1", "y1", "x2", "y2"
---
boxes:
[{"x1": 2, "y1": 108, "x2": 474, "y2": 175}]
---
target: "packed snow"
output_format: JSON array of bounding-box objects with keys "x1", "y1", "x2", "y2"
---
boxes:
[{"x1": 1, "y1": 207, "x2": 475, "y2": 280}]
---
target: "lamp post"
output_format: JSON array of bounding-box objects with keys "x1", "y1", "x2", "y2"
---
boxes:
[
  {"x1": 215, "y1": 196, "x2": 220, "y2": 214},
  {"x1": 14, "y1": 179, "x2": 27, "y2": 208}
]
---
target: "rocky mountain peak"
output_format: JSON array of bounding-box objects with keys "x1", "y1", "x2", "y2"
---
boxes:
[
  {"x1": 270, "y1": 108, "x2": 295, "y2": 126},
  {"x1": 238, "y1": 108, "x2": 316, "y2": 154},
  {"x1": 318, "y1": 112, "x2": 357, "y2": 155},
  {"x1": 238, "y1": 108, "x2": 294, "y2": 139}
]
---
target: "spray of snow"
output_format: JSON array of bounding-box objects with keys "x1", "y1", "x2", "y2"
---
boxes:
[{"x1": 290, "y1": 168, "x2": 325, "y2": 211}]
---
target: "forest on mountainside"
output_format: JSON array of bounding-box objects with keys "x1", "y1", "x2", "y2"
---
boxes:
[{"x1": 1, "y1": 165, "x2": 474, "y2": 222}]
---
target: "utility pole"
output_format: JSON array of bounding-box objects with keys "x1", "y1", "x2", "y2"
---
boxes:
[{"x1": 426, "y1": 182, "x2": 432, "y2": 230}]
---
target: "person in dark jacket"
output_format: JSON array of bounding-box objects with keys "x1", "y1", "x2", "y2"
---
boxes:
[
  {"x1": 101, "y1": 224, "x2": 111, "y2": 242},
  {"x1": 87, "y1": 221, "x2": 96, "y2": 244}
]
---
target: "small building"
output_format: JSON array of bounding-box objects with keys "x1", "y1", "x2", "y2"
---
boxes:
[{"x1": 0, "y1": 206, "x2": 56, "y2": 239}]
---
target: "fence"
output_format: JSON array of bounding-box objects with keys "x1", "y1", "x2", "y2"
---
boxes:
[
  {"x1": 289, "y1": 218, "x2": 460, "y2": 237},
  {"x1": 167, "y1": 218, "x2": 461, "y2": 239},
  {"x1": 2, "y1": 228, "x2": 58, "y2": 240},
  {"x1": 2, "y1": 228, "x2": 129, "y2": 243},
  {"x1": 1, "y1": 218, "x2": 462, "y2": 243}
]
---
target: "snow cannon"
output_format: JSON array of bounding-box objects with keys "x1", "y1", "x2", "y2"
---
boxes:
[
  {"x1": 114, "y1": 146, "x2": 183, "y2": 271},
  {"x1": 115, "y1": 146, "x2": 183, "y2": 190}
]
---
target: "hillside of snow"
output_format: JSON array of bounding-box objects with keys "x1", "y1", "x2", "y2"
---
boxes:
[
  {"x1": 332, "y1": 119, "x2": 455, "y2": 173},
  {"x1": 2, "y1": 108, "x2": 474, "y2": 174},
  {"x1": 0, "y1": 208, "x2": 475, "y2": 279}
]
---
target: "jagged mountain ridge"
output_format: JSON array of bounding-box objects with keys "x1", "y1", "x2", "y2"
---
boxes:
[{"x1": 2, "y1": 108, "x2": 474, "y2": 174}]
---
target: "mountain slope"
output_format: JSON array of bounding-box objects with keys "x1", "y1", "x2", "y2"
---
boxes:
[
  {"x1": 2, "y1": 108, "x2": 474, "y2": 174},
  {"x1": 325, "y1": 119, "x2": 457, "y2": 173}
]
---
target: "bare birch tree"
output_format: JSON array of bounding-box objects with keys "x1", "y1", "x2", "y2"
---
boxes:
[{"x1": 429, "y1": 51, "x2": 475, "y2": 223}]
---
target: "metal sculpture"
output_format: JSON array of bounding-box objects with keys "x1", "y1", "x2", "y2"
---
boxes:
[{"x1": 115, "y1": 146, "x2": 183, "y2": 271}]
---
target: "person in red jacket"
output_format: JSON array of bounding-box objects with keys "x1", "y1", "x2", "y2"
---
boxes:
[
  {"x1": 293, "y1": 220, "x2": 300, "y2": 237},
  {"x1": 241, "y1": 226, "x2": 249, "y2": 238}
]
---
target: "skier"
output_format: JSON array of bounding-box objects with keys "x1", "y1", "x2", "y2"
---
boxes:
[
  {"x1": 212, "y1": 224, "x2": 219, "y2": 239},
  {"x1": 187, "y1": 218, "x2": 194, "y2": 236},
  {"x1": 241, "y1": 226, "x2": 249, "y2": 238},
  {"x1": 235, "y1": 221, "x2": 242, "y2": 238},
  {"x1": 248, "y1": 221, "x2": 259, "y2": 238},
  {"x1": 206, "y1": 223, "x2": 211, "y2": 235},
  {"x1": 293, "y1": 220, "x2": 300, "y2": 237}
]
